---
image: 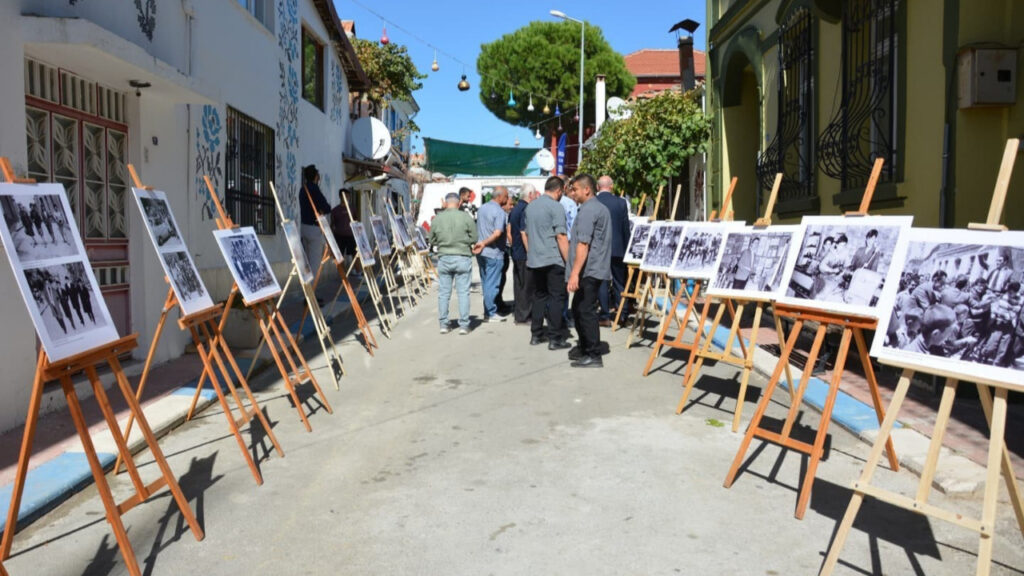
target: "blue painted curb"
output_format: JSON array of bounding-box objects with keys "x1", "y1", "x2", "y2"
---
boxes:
[{"x1": 0, "y1": 451, "x2": 115, "y2": 533}]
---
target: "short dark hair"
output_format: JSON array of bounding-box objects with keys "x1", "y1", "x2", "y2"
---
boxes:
[
  {"x1": 931, "y1": 270, "x2": 948, "y2": 282},
  {"x1": 544, "y1": 176, "x2": 564, "y2": 193},
  {"x1": 835, "y1": 234, "x2": 849, "y2": 245},
  {"x1": 1009, "y1": 280, "x2": 1022, "y2": 293},
  {"x1": 303, "y1": 164, "x2": 319, "y2": 183},
  {"x1": 866, "y1": 228, "x2": 879, "y2": 239},
  {"x1": 569, "y1": 173, "x2": 596, "y2": 194},
  {"x1": 921, "y1": 304, "x2": 956, "y2": 334},
  {"x1": 459, "y1": 187, "x2": 473, "y2": 197}
]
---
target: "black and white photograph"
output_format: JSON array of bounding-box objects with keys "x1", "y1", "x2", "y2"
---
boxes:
[
  {"x1": 138, "y1": 194, "x2": 184, "y2": 250},
  {"x1": 370, "y1": 215, "x2": 393, "y2": 256},
  {"x1": 414, "y1": 226, "x2": 429, "y2": 252},
  {"x1": 318, "y1": 214, "x2": 344, "y2": 263},
  {"x1": 778, "y1": 215, "x2": 912, "y2": 318},
  {"x1": 162, "y1": 251, "x2": 213, "y2": 309},
  {"x1": 213, "y1": 227, "x2": 281, "y2": 304},
  {"x1": 624, "y1": 218, "x2": 651, "y2": 264},
  {"x1": 402, "y1": 215, "x2": 418, "y2": 247},
  {"x1": 386, "y1": 203, "x2": 411, "y2": 249},
  {"x1": 283, "y1": 221, "x2": 315, "y2": 285},
  {"x1": 669, "y1": 222, "x2": 743, "y2": 279},
  {"x1": 707, "y1": 226, "x2": 804, "y2": 300},
  {"x1": 0, "y1": 183, "x2": 118, "y2": 361},
  {"x1": 640, "y1": 222, "x2": 687, "y2": 273},
  {"x1": 351, "y1": 221, "x2": 377, "y2": 266},
  {"x1": 0, "y1": 187, "x2": 79, "y2": 263},
  {"x1": 872, "y1": 228, "x2": 1024, "y2": 389}
]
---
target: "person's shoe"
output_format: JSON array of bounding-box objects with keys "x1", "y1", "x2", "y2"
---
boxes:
[
  {"x1": 548, "y1": 339, "x2": 572, "y2": 351},
  {"x1": 598, "y1": 319, "x2": 613, "y2": 328},
  {"x1": 571, "y1": 355, "x2": 603, "y2": 368},
  {"x1": 459, "y1": 327, "x2": 470, "y2": 335},
  {"x1": 567, "y1": 346, "x2": 584, "y2": 361},
  {"x1": 440, "y1": 326, "x2": 451, "y2": 334},
  {"x1": 485, "y1": 314, "x2": 508, "y2": 323},
  {"x1": 530, "y1": 335, "x2": 549, "y2": 346}
]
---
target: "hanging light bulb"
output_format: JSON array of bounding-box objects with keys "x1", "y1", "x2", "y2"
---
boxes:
[
  {"x1": 507, "y1": 90, "x2": 516, "y2": 107},
  {"x1": 573, "y1": 106, "x2": 580, "y2": 123},
  {"x1": 543, "y1": 101, "x2": 551, "y2": 115},
  {"x1": 457, "y1": 75, "x2": 470, "y2": 91},
  {"x1": 558, "y1": 114, "x2": 563, "y2": 131},
  {"x1": 514, "y1": 137, "x2": 520, "y2": 147},
  {"x1": 380, "y1": 25, "x2": 389, "y2": 45},
  {"x1": 555, "y1": 103, "x2": 561, "y2": 116},
  {"x1": 490, "y1": 88, "x2": 497, "y2": 100},
  {"x1": 431, "y1": 49, "x2": 439, "y2": 72},
  {"x1": 527, "y1": 94, "x2": 535, "y2": 112},
  {"x1": 534, "y1": 127, "x2": 542, "y2": 140}
]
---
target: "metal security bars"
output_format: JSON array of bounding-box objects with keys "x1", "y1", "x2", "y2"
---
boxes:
[
  {"x1": 225, "y1": 107, "x2": 276, "y2": 234},
  {"x1": 756, "y1": 8, "x2": 817, "y2": 215},
  {"x1": 817, "y1": 0, "x2": 899, "y2": 197}
]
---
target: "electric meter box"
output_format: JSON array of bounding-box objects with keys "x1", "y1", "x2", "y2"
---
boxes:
[{"x1": 958, "y1": 47, "x2": 1017, "y2": 108}]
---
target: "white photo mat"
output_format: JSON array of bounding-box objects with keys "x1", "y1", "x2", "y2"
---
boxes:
[
  {"x1": 132, "y1": 188, "x2": 215, "y2": 316},
  {"x1": 776, "y1": 215, "x2": 913, "y2": 319},
  {"x1": 317, "y1": 214, "x2": 343, "y2": 263},
  {"x1": 706, "y1": 225, "x2": 805, "y2": 300},
  {"x1": 640, "y1": 222, "x2": 687, "y2": 273},
  {"x1": 871, "y1": 227, "x2": 1024, "y2": 390},
  {"x1": 667, "y1": 220, "x2": 745, "y2": 279},
  {"x1": 351, "y1": 221, "x2": 376, "y2": 266},
  {"x1": 212, "y1": 227, "x2": 282, "y2": 304},
  {"x1": 0, "y1": 182, "x2": 119, "y2": 361},
  {"x1": 386, "y1": 203, "x2": 411, "y2": 248},
  {"x1": 624, "y1": 217, "x2": 650, "y2": 264},
  {"x1": 369, "y1": 215, "x2": 393, "y2": 256},
  {"x1": 282, "y1": 221, "x2": 315, "y2": 285}
]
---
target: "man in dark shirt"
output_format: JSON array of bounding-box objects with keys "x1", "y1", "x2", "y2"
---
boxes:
[
  {"x1": 509, "y1": 184, "x2": 539, "y2": 323},
  {"x1": 566, "y1": 173, "x2": 612, "y2": 368},
  {"x1": 525, "y1": 176, "x2": 571, "y2": 349},
  {"x1": 595, "y1": 175, "x2": 630, "y2": 325}
]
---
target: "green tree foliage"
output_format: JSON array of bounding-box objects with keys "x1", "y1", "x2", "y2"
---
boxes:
[
  {"x1": 579, "y1": 89, "x2": 711, "y2": 201},
  {"x1": 353, "y1": 38, "x2": 427, "y2": 110},
  {"x1": 476, "y1": 21, "x2": 634, "y2": 134}
]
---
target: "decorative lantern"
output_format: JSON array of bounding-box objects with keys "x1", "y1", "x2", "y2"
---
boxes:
[
  {"x1": 431, "y1": 50, "x2": 439, "y2": 72},
  {"x1": 507, "y1": 90, "x2": 516, "y2": 107},
  {"x1": 380, "y1": 25, "x2": 389, "y2": 45},
  {"x1": 457, "y1": 75, "x2": 470, "y2": 91},
  {"x1": 527, "y1": 94, "x2": 535, "y2": 112}
]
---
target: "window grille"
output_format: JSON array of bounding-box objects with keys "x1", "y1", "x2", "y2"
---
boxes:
[
  {"x1": 756, "y1": 8, "x2": 817, "y2": 214},
  {"x1": 225, "y1": 107, "x2": 276, "y2": 235},
  {"x1": 817, "y1": 0, "x2": 900, "y2": 198}
]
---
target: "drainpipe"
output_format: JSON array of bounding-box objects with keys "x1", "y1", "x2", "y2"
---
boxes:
[
  {"x1": 181, "y1": 0, "x2": 195, "y2": 76},
  {"x1": 595, "y1": 74, "x2": 606, "y2": 132}
]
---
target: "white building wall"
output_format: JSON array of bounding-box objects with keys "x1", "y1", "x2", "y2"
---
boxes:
[{"x1": 0, "y1": 0, "x2": 357, "y2": 432}]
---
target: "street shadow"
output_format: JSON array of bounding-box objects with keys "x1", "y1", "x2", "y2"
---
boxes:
[
  {"x1": 79, "y1": 533, "x2": 120, "y2": 576},
  {"x1": 729, "y1": 413, "x2": 832, "y2": 497},
  {"x1": 812, "y1": 478, "x2": 940, "y2": 576},
  {"x1": 248, "y1": 405, "x2": 279, "y2": 473},
  {"x1": 644, "y1": 346, "x2": 692, "y2": 376},
  {"x1": 677, "y1": 373, "x2": 764, "y2": 420},
  {"x1": 140, "y1": 453, "x2": 223, "y2": 576}
]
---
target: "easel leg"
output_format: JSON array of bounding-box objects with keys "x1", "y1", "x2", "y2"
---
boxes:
[
  {"x1": 780, "y1": 325, "x2": 829, "y2": 440},
  {"x1": 733, "y1": 302, "x2": 763, "y2": 433},
  {"x1": 643, "y1": 285, "x2": 686, "y2": 376},
  {"x1": 977, "y1": 384, "x2": 1024, "y2": 535},
  {"x1": 612, "y1": 267, "x2": 634, "y2": 331},
  {"x1": 273, "y1": 308, "x2": 333, "y2": 415},
  {"x1": 772, "y1": 309, "x2": 796, "y2": 401},
  {"x1": 853, "y1": 328, "x2": 898, "y2": 471},
  {"x1": 676, "y1": 298, "x2": 720, "y2": 414},
  {"x1": 1, "y1": 354, "x2": 45, "y2": 560},
  {"x1": 255, "y1": 307, "x2": 312, "y2": 432},
  {"x1": 977, "y1": 385, "x2": 1010, "y2": 576},
  {"x1": 820, "y1": 369, "x2": 914, "y2": 575}
]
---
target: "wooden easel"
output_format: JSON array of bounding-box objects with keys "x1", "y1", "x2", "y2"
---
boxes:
[
  {"x1": 384, "y1": 199, "x2": 425, "y2": 301},
  {"x1": 612, "y1": 187, "x2": 655, "y2": 331},
  {"x1": 241, "y1": 181, "x2": 346, "y2": 391},
  {"x1": 820, "y1": 139, "x2": 1024, "y2": 576},
  {"x1": 674, "y1": 174, "x2": 796, "y2": 432},
  {"x1": 0, "y1": 159, "x2": 203, "y2": 576},
  {"x1": 192, "y1": 176, "x2": 332, "y2": 432},
  {"x1": 722, "y1": 158, "x2": 899, "y2": 519},
  {"x1": 114, "y1": 165, "x2": 284, "y2": 485},
  {"x1": 642, "y1": 178, "x2": 740, "y2": 376},
  {"x1": 339, "y1": 192, "x2": 393, "y2": 337},
  {"x1": 625, "y1": 185, "x2": 675, "y2": 347}
]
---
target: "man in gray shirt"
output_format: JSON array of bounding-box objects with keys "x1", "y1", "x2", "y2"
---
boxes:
[
  {"x1": 524, "y1": 176, "x2": 571, "y2": 349},
  {"x1": 476, "y1": 187, "x2": 509, "y2": 321},
  {"x1": 566, "y1": 173, "x2": 612, "y2": 368}
]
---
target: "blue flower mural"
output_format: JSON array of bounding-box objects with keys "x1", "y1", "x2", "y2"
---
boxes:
[
  {"x1": 276, "y1": 0, "x2": 301, "y2": 220},
  {"x1": 194, "y1": 105, "x2": 223, "y2": 220}
]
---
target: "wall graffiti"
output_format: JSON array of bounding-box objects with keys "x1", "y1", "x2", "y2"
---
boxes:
[
  {"x1": 275, "y1": 0, "x2": 301, "y2": 220},
  {"x1": 194, "y1": 104, "x2": 223, "y2": 220},
  {"x1": 134, "y1": 0, "x2": 156, "y2": 41},
  {"x1": 330, "y1": 59, "x2": 345, "y2": 124}
]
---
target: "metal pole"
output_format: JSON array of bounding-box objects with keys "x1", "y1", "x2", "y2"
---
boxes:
[{"x1": 577, "y1": 20, "x2": 585, "y2": 167}]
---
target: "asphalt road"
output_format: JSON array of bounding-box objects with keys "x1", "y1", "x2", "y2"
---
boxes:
[{"x1": 4, "y1": 289, "x2": 1024, "y2": 575}]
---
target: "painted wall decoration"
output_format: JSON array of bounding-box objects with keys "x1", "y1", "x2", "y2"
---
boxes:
[
  {"x1": 194, "y1": 104, "x2": 223, "y2": 221},
  {"x1": 330, "y1": 59, "x2": 345, "y2": 124},
  {"x1": 275, "y1": 0, "x2": 300, "y2": 220},
  {"x1": 135, "y1": 0, "x2": 156, "y2": 41}
]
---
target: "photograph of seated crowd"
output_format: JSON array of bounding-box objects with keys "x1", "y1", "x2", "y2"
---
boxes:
[
  {"x1": 885, "y1": 242, "x2": 1024, "y2": 370},
  {"x1": 226, "y1": 234, "x2": 276, "y2": 295},
  {"x1": 642, "y1": 224, "x2": 683, "y2": 269},
  {"x1": 787, "y1": 224, "x2": 901, "y2": 307},
  {"x1": 162, "y1": 251, "x2": 207, "y2": 303},
  {"x1": 626, "y1": 221, "x2": 651, "y2": 262}
]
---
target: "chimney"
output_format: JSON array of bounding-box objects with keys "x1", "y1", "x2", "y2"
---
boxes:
[
  {"x1": 595, "y1": 74, "x2": 607, "y2": 131},
  {"x1": 679, "y1": 35, "x2": 695, "y2": 91}
]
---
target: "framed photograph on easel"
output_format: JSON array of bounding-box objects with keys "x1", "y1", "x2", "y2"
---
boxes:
[
  {"x1": 212, "y1": 227, "x2": 281, "y2": 304},
  {"x1": 0, "y1": 183, "x2": 119, "y2": 361},
  {"x1": 707, "y1": 225, "x2": 805, "y2": 300},
  {"x1": 282, "y1": 220, "x2": 315, "y2": 285},
  {"x1": 369, "y1": 215, "x2": 393, "y2": 256},
  {"x1": 351, "y1": 221, "x2": 376, "y2": 266},
  {"x1": 624, "y1": 218, "x2": 651, "y2": 264}
]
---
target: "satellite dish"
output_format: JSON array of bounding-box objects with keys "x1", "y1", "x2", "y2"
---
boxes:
[
  {"x1": 607, "y1": 97, "x2": 631, "y2": 121},
  {"x1": 534, "y1": 148, "x2": 555, "y2": 171},
  {"x1": 352, "y1": 117, "x2": 392, "y2": 160}
]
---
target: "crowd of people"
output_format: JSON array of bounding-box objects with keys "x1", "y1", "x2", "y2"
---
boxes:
[
  {"x1": 429, "y1": 174, "x2": 630, "y2": 368},
  {"x1": 885, "y1": 247, "x2": 1024, "y2": 368}
]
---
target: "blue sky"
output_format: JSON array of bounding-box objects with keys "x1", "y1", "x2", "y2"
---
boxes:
[{"x1": 335, "y1": 0, "x2": 707, "y2": 153}]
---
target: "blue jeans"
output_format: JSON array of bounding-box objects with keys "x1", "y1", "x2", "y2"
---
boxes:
[
  {"x1": 437, "y1": 255, "x2": 472, "y2": 328},
  {"x1": 477, "y1": 255, "x2": 504, "y2": 318}
]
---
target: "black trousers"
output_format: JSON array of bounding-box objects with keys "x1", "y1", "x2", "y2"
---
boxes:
[
  {"x1": 598, "y1": 256, "x2": 627, "y2": 319},
  {"x1": 512, "y1": 259, "x2": 534, "y2": 323},
  {"x1": 572, "y1": 276, "x2": 602, "y2": 357},
  {"x1": 496, "y1": 249, "x2": 511, "y2": 308},
  {"x1": 529, "y1": 264, "x2": 569, "y2": 341}
]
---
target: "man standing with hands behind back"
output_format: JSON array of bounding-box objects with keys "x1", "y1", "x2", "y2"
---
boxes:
[
  {"x1": 476, "y1": 186, "x2": 510, "y2": 322},
  {"x1": 566, "y1": 173, "x2": 612, "y2": 368},
  {"x1": 595, "y1": 175, "x2": 630, "y2": 326}
]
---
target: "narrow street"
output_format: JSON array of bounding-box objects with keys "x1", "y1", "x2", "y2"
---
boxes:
[{"x1": 4, "y1": 290, "x2": 1023, "y2": 575}]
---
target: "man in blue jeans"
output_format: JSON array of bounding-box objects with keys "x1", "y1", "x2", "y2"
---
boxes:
[
  {"x1": 429, "y1": 193, "x2": 481, "y2": 334},
  {"x1": 476, "y1": 186, "x2": 510, "y2": 322}
]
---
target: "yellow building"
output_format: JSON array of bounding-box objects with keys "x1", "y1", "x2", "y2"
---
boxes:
[{"x1": 706, "y1": 0, "x2": 1024, "y2": 229}]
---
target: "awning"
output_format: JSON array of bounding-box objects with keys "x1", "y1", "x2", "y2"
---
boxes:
[{"x1": 423, "y1": 138, "x2": 539, "y2": 176}]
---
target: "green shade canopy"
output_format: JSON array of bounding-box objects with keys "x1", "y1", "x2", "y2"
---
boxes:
[{"x1": 423, "y1": 138, "x2": 540, "y2": 176}]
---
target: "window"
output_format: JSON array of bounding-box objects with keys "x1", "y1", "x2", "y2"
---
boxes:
[
  {"x1": 756, "y1": 8, "x2": 817, "y2": 215},
  {"x1": 818, "y1": 0, "x2": 901, "y2": 205},
  {"x1": 302, "y1": 28, "x2": 324, "y2": 110},
  {"x1": 237, "y1": 0, "x2": 274, "y2": 32},
  {"x1": 225, "y1": 107, "x2": 276, "y2": 235}
]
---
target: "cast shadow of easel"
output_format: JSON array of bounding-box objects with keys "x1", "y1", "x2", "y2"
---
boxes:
[
  {"x1": 729, "y1": 413, "x2": 831, "y2": 494},
  {"x1": 677, "y1": 372, "x2": 764, "y2": 420},
  {"x1": 812, "y1": 478, "x2": 941, "y2": 576},
  {"x1": 645, "y1": 346, "x2": 693, "y2": 376}
]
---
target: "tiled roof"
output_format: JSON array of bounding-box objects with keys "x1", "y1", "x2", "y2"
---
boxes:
[{"x1": 623, "y1": 48, "x2": 706, "y2": 78}]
